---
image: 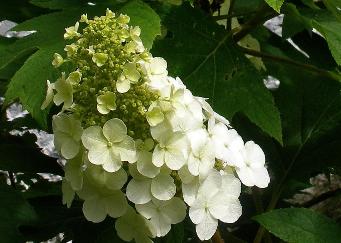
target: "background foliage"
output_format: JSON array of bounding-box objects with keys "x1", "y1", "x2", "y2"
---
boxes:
[{"x1": 0, "y1": 0, "x2": 340, "y2": 242}]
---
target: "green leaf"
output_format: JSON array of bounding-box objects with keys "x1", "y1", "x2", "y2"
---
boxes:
[
  {"x1": 0, "y1": 134, "x2": 63, "y2": 175},
  {"x1": 262, "y1": 38, "x2": 341, "y2": 180},
  {"x1": 0, "y1": 0, "x2": 49, "y2": 23},
  {"x1": 120, "y1": 0, "x2": 161, "y2": 50},
  {"x1": 0, "y1": 184, "x2": 37, "y2": 243},
  {"x1": 29, "y1": 0, "x2": 95, "y2": 9},
  {"x1": 289, "y1": 31, "x2": 337, "y2": 70},
  {"x1": 265, "y1": 0, "x2": 285, "y2": 12},
  {"x1": 300, "y1": 0, "x2": 319, "y2": 9},
  {"x1": 254, "y1": 208, "x2": 341, "y2": 243},
  {"x1": 323, "y1": 0, "x2": 341, "y2": 21},
  {"x1": 0, "y1": 50, "x2": 34, "y2": 80},
  {"x1": 282, "y1": 4, "x2": 311, "y2": 39},
  {"x1": 152, "y1": 4, "x2": 282, "y2": 143},
  {"x1": 312, "y1": 12, "x2": 341, "y2": 66},
  {"x1": 29, "y1": 0, "x2": 119, "y2": 10},
  {"x1": 282, "y1": 6, "x2": 341, "y2": 66},
  {"x1": 233, "y1": 0, "x2": 264, "y2": 15},
  {"x1": 2, "y1": 0, "x2": 160, "y2": 128}
]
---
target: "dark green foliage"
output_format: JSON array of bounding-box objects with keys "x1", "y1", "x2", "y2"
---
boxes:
[
  {"x1": 254, "y1": 208, "x2": 341, "y2": 243},
  {"x1": 152, "y1": 4, "x2": 283, "y2": 143}
]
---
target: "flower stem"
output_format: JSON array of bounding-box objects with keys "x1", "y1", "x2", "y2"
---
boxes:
[
  {"x1": 225, "y1": 0, "x2": 236, "y2": 31},
  {"x1": 239, "y1": 46, "x2": 341, "y2": 81},
  {"x1": 252, "y1": 187, "x2": 264, "y2": 213},
  {"x1": 233, "y1": 4, "x2": 276, "y2": 42}
]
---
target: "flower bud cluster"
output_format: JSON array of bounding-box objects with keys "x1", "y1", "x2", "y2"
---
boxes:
[{"x1": 43, "y1": 10, "x2": 270, "y2": 242}]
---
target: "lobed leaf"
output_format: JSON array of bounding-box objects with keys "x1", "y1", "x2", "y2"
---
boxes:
[
  {"x1": 254, "y1": 208, "x2": 341, "y2": 243},
  {"x1": 152, "y1": 4, "x2": 283, "y2": 144},
  {"x1": 262, "y1": 37, "x2": 341, "y2": 181}
]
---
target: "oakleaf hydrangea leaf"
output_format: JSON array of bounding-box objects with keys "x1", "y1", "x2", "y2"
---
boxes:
[{"x1": 152, "y1": 4, "x2": 283, "y2": 144}]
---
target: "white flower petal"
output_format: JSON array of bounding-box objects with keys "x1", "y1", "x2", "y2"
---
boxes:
[
  {"x1": 196, "y1": 213, "x2": 218, "y2": 241},
  {"x1": 164, "y1": 148, "x2": 186, "y2": 170},
  {"x1": 81, "y1": 126, "x2": 106, "y2": 149},
  {"x1": 87, "y1": 148, "x2": 109, "y2": 165},
  {"x1": 236, "y1": 166, "x2": 270, "y2": 188},
  {"x1": 126, "y1": 178, "x2": 152, "y2": 204},
  {"x1": 187, "y1": 129, "x2": 208, "y2": 152},
  {"x1": 150, "y1": 57, "x2": 167, "y2": 75},
  {"x1": 76, "y1": 176, "x2": 96, "y2": 200},
  {"x1": 150, "y1": 217, "x2": 171, "y2": 237},
  {"x1": 97, "y1": 104, "x2": 110, "y2": 114},
  {"x1": 161, "y1": 197, "x2": 186, "y2": 224},
  {"x1": 115, "y1": 207, "x2": 135, "y2": 241},
  {"x1": 244, "y1": 141, "x2": 265, "y2": 167},
  {"x1": 124, "y1": 62, "x2": 140, "y2": 82},
  {"x1": 253, "y1": 167, "x2": 270, "y2": 188},
  {"x1": 137, "y1": 151, "x2": 160, "y2": 178},
  {"x1": 53, "y1": 114, "x2": 82, "y2": 157},
  {"x1": 82, "y1": 197, "x2": 107, "y2": 223},
  {"x1": 221, "y1": 147, "x2": 244, "y2": 167},
  {"x1": 187, "y1": 153, "x2": 200, "y2": 176},
  {"x1": 103, "y1": 118, "x2": 127, "y2": 143},
  {"x1": 221, "y1": 174, "x2": 241, "y2": 197},
  {"x1": 104, "y1": 191, "x2": 128, "y2": 218},
  {"x1": 64, "y1": 155, "x2": 83, "y2": 190},
  {"x1": 129, "y1": 164, "x2": 145, "y2": 180},
  {"x1": 62, "y1": 179, "x2": 74, "y2": 208},
  {"x1": 146, "y1": 104, "x2": 164, "y2": 127},
  {"x1": 178, "y1": 166, "x2": 195, "y2": 184},
  {"x1": 61, "y1": 138, "x2": 80, "y2": 159},
  {"x1": 105, "y1": 168, "x2": 128, "y2": 190},
  {"x1": 182, "y1": 178, "x2": 199, "y2": 206},
  {"x1": 102, "y1": 152, "x2": 122, "y2": 172},
  {"x1": 116, "y1": 77, "x2": 131, "y2": 93},
  {"x1": 135, "y1": 201, "x2": 157, "y2": 219},
  {"x1": 198, "y1": 170, "x2": 221, "y2": 198},
  {"x1": 151, "y1": 174, "x2": 176, "y2": 200},
  {"x1": 189, "y1": 196, "x2": 206, "y2": 224},
  {"x1": 150, "y1": 121, "x2": 172, "y2": 141},
  {"x1": 116, "y1": 205, "x2": 154, "y2": 242},
  {"x1": 41, "y1": 80, "x2": 54, "y2": 109},
  {"x1": 208, "y1": 193, "x2": 241, "y2": 222},
  {"x1": 152, "y1": 145, "x2": 165, "y2": 167},
  {"x1": 219, "y1": 198, "x2": 242, "y2": 223},
  {"x1": 115, "y1": 136, "x2": 136, "y2": 163}
]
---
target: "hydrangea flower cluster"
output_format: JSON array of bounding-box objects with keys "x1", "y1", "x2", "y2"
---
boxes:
[{"x1": 42, "y1": 10, "x2": 270, "y2": 242}]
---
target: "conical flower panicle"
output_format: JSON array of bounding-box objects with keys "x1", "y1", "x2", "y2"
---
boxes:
[{"x1": 42, "y1": 10, "x2": 271, "y2": 242}]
